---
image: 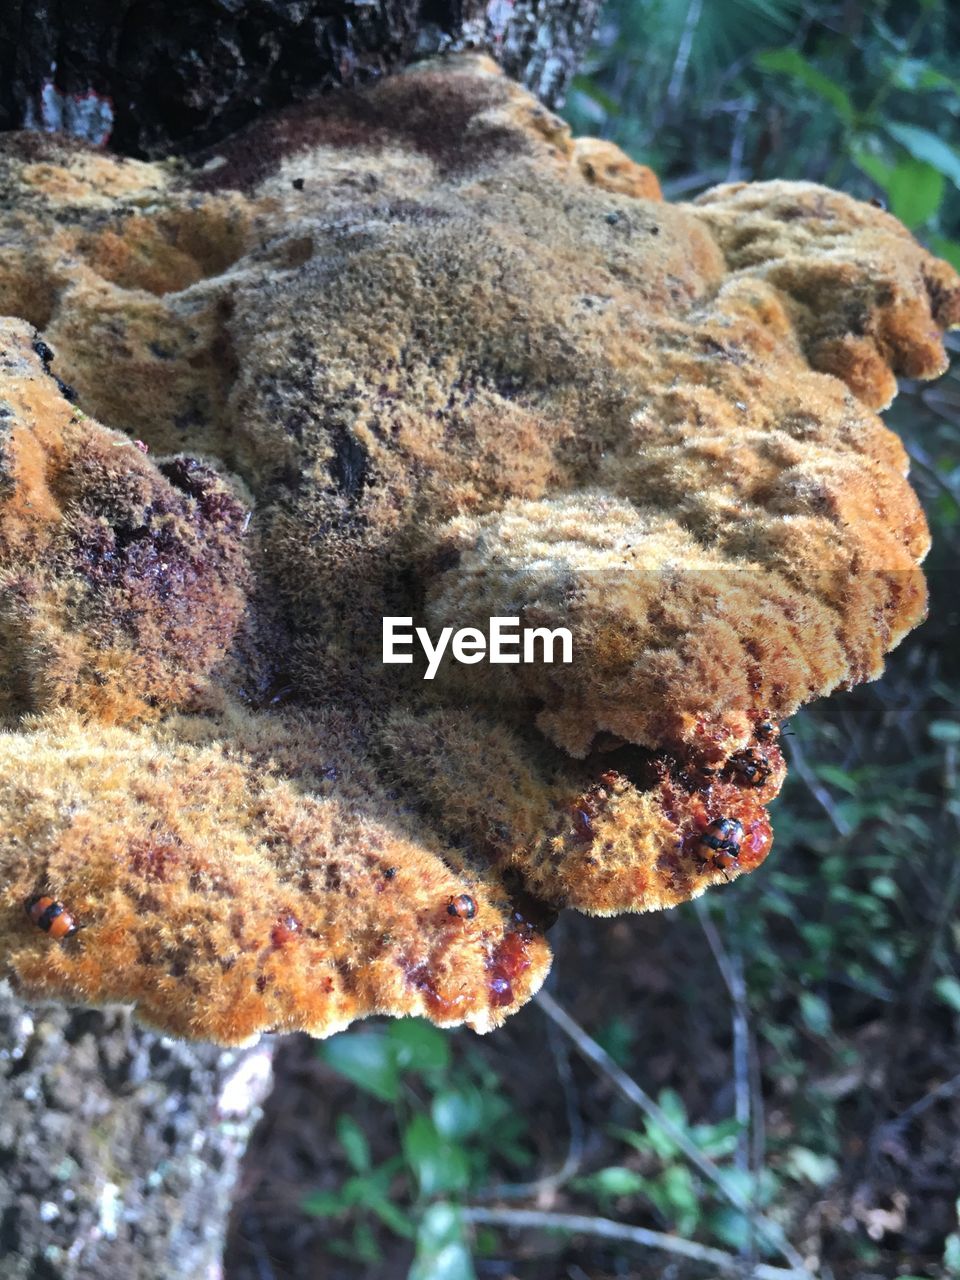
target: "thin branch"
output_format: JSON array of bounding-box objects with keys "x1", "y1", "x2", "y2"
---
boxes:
[
  {"x1": 748, "y1": 1004, "x2": 768, "y2": 1201},
  {"x1": 662, "y1": 166, "x2": 729, "y2": 199},
  {"x1": 783, "y1": 733, "x2": 852, "y2": 837},
  {"x1": 475, "y1": 1009, "x2": 584, "y2": 1201},
  {"x1": 666, "y1": 0, "x2": 704, "y2": 108},
  {"x1": 695, "y1": 903, "x2": 751, "y2": 1172},
  {"x1": 727, "y1": 100, "x2": 753, "y2": 182},
  {"x1": 460, "y1": 1207, "x2": 808, "y2": 1280},
  {"x1": 885, "y1": 1068, "x2": 960, "y2": 1129},
  {"x1": 535, "y1": 990, "x2": 811, "y2": 1276},
  {"x1": 696, "y1": 900, "x2": 760, "y2": 1270}
]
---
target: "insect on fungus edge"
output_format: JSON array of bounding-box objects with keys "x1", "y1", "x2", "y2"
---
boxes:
[{"x1": 26, "y1": 896, "x2": 80, "y2": 940}]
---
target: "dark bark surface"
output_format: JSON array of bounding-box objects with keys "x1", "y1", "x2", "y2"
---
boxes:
[
  {"x1": 0, "y1": 0, "x2": 600, "y2": 156},
  {"x1": 0, "y1": 982, "x2": 274, "y2": 1279}
]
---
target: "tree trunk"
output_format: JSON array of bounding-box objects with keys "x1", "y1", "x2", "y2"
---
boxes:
[
  {"x1": 0, "y1": 0, "x2": 600, "y2": 157},
  {"x1": 0, "y1": 981, "x2": 273, "y2": 1280},
  {"x1": 0, "y1": 4, "x2": 598, "y2": 1277}
]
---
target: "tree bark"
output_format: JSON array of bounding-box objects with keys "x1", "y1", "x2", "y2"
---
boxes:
[
  {"x1": 0, "y1": 981, "x2": 274, "y2": 1280},
  {"x1": 0, "y1": 0, "x2": 600, "y2": 157}
]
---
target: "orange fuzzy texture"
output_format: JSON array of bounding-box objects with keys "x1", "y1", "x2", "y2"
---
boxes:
[{"x1": 0, "y1": 55, "x2": 956, "y2": 1044}]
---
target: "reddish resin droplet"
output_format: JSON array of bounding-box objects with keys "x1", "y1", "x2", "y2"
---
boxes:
[
  {"x1": 741, "y1": 814, "x2": 773, "y2": 866},
  {"x1": 486, "y1": 928, "x2": 534, "y2": 1009},
  {"x1": 489, "y1": 976, "x2": 513, "y2": 1007},
  {"x1": 405, "y1": 960, "x2": 466, "y2": 1018},
  {"x1": 270, "y1": 913, "x2": 300, "y2": 947}
]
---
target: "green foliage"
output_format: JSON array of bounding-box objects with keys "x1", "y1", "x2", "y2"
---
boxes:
[
  {"x1": 564, "y1": 1, "x2": 960, "y2": 256},
  {"x1": 309, "y1": 1020, "x2": 527, "y2": 1273},
  {"x1": 409, "y1": 1204, "x2": 476, "y2": 1280},
  {"x1": 583, "y1": 1096, "x2": 773, "y2": 1246}
]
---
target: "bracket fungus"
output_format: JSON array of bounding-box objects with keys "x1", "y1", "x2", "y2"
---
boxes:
[{"x1": 1, "y1": 55, "x2": 957, "y2": 1045}]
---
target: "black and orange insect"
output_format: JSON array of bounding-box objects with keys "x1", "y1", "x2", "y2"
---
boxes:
[
  {"x1": 447, "y1": 894, "x2": 477, "y2": 920},
  {"x1": 726, "y1": 748, "x2": 772, "y2": 788},
  {"x1": 697, "y1": 817, "x2": 744, "y2": 878},
  {"x1": 26, "y1": 895, "x2": 79, "y2": 939}
]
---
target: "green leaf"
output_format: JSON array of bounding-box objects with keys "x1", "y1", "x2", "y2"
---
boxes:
[
  {"x1": 783, "y1": 1146, "x2": 839, "y2": 1187},
  {"x1": 689, "y1": 1118, "x2": 743, "y2": 1159},
  {"x1": 813, "y1": 764, "x2": 859, "y2": 795},
  {"x1": 885, "y1": 122, "x2": 960, "y2": 187},
  {"x1": 660, "y1": 1164, "x2": 700, "y2": 1236},
  {"x1": 367, "y1": 1196, "x2": 417, "y2": 1239},
  {"x1": 708, "y1": 1205, "x2": 756, "y2": 1252},
  {"x1": 409, "y1": 1203, "x2": 476, "y2": 1280},
  {"x1": 891, "y1": 60, "x2": 960, "y2": 94},
  {"x1": 931, "y1": 720, "x2": 960, "y2": 744},
  {"x1": 934, "y1": 976, "x2": 960, "y2": 1015},
  {"x1": 657, "y1": 1088, "x2": 688, "y2": 1127},
  {"x1": 432, "y1": 1088, "x2": 485, "y2": 1140},
  {"x1": 403, "y1": 1114, "x2": 470, "y2": 1198},
  {"x1": 886, "y1": 158, "x2": 944, "y2": 229},
  {"x1": 799, "y1": 991, "x2": 832, "y2": 1037},
  {"x1": 340, "y1": 1174, "x2": 377, "y2": 1208},
  {"x1": 850, "y1": 143, "x2": 895, "y2": 189},
  {"x1": 389, "y1": 1019, "x2": 451, "y2": 1074},
  {"x1": 568, "y1": 75, "x2": 619, "y2": 115},
  {"x1": 596, "y1": 1015, "x2": 636, "y2": 1067},
  {"x1": 870, "y1": 875, "x2": 899, "y2": 900},
  {"x1": 336, "y1": 1115, "x2": 372, "y2": 1173},
  {"x1": 350, "y1": 1221, "x2": 382, "y2": 1265},
  {"x1": 320, "y1": 1030, "x2": 400, "y2": 1102},
  {"x1": 610, "y1": 1124, "x2": 654, "y2": 1156},
  {"x1": 579, "y1": 1166, "x2": 646, "y2": 1198},
  {"x1": 931, "y1": 237, "x2": 960, "y2": 274},
  {"x1": 303, "y1": 1189, "x2": 347, "y2": 1217},
  {"x1": 755, "y1": 48, "x2": 854, "y2": 123}
]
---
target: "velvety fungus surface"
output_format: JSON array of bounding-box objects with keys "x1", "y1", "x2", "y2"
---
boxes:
[{"x1": 1, "y1": 55, "x2": 956, "y2": 1043}]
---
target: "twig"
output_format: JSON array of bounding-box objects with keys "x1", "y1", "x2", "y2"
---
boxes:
[
  {"x1": 475, "y1": 1010, "x2": 584, "y2": 1201},
  {"x1": 666, "y1": 0, "x2": 704, "y2": 108},
  {"x1": 696, "y1": 900, "x2": 760, "y2": 1269},
  {"x1": 662, "y1": 167, "x2": 728, "y2": 198},
  {"x1": 884, "y1": 1069, "x2": 960, "y2": 1129},
  {"x1": 695, "y1": 903, "x2": 752, "y2": 1172},
  {"x1": 748, "y1": 1003, "x2": 768, "y2": 1204},
  {"x1": 535, "y1": 990, "x2": 811, "y2": 1276},
  {"x1": 460, "y1": 1207, "x2": 807, "y2": 1279},
  {"x1": 783, "y1": 733, "x2": 851, "y2": 837},
  {"x1": 727, "y1": 99, "x2": 753, "y2": 182}
]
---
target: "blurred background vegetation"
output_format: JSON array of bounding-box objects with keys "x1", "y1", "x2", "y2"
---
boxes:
[{"x1": 230, "y1": 4, "x2": 960, "y2": 1278}]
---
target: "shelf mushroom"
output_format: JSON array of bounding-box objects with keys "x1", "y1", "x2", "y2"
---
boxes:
[{"x1": 1, "y1": 55, "x2": 956, "y2": 1044}]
